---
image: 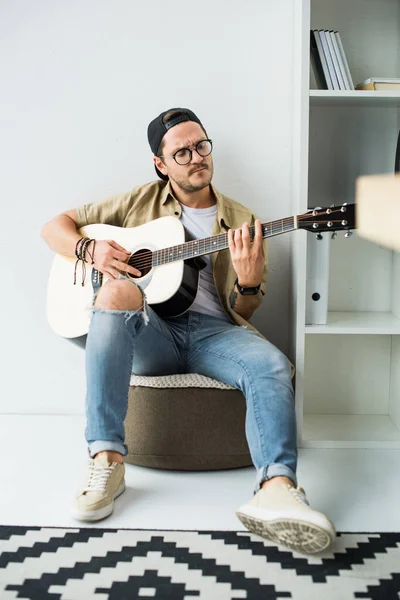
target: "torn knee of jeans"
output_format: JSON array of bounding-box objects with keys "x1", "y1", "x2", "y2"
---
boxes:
[
  {"x1": 91, "y1": 283, "x2": 149, "y2": 326},
  {"x1": 129, "y1": 294, "x2": 149, "y2": 325}
]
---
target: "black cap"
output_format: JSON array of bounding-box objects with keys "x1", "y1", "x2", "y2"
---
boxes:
[{"x1": 147, "y1": 108, "x2": 204, "y2": 181}]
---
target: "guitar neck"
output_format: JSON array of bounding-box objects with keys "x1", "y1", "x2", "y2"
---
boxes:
[{"x1": 152, "y1": 216, "x2": 296, "y2": 266}]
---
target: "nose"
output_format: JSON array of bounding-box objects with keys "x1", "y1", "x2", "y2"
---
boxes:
[{"x1": 190, "y1": 149, "x2": 203, "y2": 164}]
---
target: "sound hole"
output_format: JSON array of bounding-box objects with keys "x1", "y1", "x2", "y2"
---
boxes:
[{"x1": 126, "y1": 248, "x2": 152, "y2": 278}]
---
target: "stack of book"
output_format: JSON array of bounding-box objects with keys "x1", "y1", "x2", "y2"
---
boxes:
[
  {"x1": 356, "y1": 78, "x2": 400, "y2": 91},
  {"x1": 310, "y1": 29, "x2": 354, "y2": 91}
]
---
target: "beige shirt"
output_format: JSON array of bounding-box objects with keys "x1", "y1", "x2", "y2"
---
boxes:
[{"x1": 75, "y1": 180, "x2": 268, "y2": 337}]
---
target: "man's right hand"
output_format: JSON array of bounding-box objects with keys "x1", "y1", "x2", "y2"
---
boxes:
[{"x1": 88, "y1": 240, "x2": 141, "y2": 280}]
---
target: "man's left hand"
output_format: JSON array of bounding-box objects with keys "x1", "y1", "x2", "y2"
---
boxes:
[{"x1": 228, "y1": 220, "x2": 265, "y2": 287}]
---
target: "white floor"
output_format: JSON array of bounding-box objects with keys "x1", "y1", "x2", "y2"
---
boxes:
[{"x1": 2, "y1": 415, "x2": 400, "y2": 532}]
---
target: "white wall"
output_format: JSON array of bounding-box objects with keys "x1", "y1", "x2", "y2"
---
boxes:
[{"x1": 0, "y1": 0, "x2": 295, "y2": 414}]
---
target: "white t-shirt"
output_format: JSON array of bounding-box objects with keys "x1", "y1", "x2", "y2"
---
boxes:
[{"x1": 179, "y1": 203, "x2": 231, "y2": 322}]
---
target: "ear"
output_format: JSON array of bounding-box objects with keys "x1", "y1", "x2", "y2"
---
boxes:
[{"x1": 153, "y1": 156, "x2": 168, "y2": 177}]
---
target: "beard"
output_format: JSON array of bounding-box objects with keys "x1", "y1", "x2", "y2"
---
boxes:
[{"x1": 168, "y1": 161, "x2": 214, "y2": 193}]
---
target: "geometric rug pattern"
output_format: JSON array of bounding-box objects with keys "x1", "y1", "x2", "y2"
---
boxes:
[{"x1": 1, "y1": 526, "x2": 400, "y2": 599}]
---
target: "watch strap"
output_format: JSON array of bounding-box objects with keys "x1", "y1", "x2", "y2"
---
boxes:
[{"x1": 235, "y1": 277, "x2": 261, "y2": 296}]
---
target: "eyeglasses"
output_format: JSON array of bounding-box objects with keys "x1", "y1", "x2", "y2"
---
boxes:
[{"x1": 159, "y1": 139, "x2": 213, "y2": 166}]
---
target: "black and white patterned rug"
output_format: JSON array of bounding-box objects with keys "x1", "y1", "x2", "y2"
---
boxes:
[{"x1": 1, "y1": 526, "x2": 399, "y2": 599}]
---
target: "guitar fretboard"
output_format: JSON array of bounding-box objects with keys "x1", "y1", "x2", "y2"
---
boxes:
[{"x1": 152, "y1": 217, "x2": 295, "y2": 266}]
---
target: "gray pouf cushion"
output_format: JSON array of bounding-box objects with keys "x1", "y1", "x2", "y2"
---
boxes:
[{"x1": 124, "y1": 374, "x2": 252, "y2": 470}]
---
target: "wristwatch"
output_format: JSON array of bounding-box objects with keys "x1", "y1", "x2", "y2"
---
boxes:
[{"x1": 235, "y1": 277, "x2": 261, "y2": 296}]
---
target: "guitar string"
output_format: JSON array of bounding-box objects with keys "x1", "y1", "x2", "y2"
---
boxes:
[
  {"x1": 124, "y1": 217, "x2": 296, "y2": 271},
  {"x1": 101, "y1": 210, "x2": 352, "y2": 272},
  {"x1": 122, "y1": 215, "x2": 352, "y2": 272}
]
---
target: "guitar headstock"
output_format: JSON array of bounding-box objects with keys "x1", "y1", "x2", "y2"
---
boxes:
[{"x1": 298, "y1": 203, "x2": 356, "y2": 234}]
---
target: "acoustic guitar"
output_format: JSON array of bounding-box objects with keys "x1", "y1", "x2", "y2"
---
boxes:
[{"x1": 47, "y1": 203, "x2": 355, "y2": 340}]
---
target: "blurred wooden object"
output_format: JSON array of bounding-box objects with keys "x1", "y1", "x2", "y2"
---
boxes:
[{"x1": 356, "y1": 174, "x2": 400, "y2": 251}]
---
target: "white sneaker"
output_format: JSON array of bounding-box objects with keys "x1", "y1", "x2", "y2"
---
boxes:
[
  {"x1": 71, "y1": 454, "x2": 126, "y2": 522},
  {"x1": 236, "y1": 483, "x2": 336, "y2": 554}
]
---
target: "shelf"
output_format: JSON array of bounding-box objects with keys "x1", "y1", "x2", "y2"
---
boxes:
[
  {"x1": 302, "y1": 414, "x2": 400, "y2": 449},
  {"x1": 310, "y1": 90, "x2": 400, "y2": 108},
  {"x1": 305, "y1": 311, "x2": 400, "y2": 334}
]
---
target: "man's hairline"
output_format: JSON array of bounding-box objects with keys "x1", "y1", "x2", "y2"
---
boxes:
[{"x1": 157, "y1": 123, "x2": 208, "y2": 159}]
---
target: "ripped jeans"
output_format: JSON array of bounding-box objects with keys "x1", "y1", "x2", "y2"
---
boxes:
[{"x1": 84, "y1": 294, "x2": 298, "y2": 494}]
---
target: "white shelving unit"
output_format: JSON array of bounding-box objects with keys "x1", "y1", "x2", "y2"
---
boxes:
[
  {"x1": 305, "y1": 311, "x2": 400, "y2": 335},
  {"x1": 291, "y1": 0, "x2": 400, "y2": 449},
  {"x1": 311, "y1": 90, "x2": 400, "y2": 108}
]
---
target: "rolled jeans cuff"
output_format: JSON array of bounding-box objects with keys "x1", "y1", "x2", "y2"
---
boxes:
[
  {"x1": 88, "y1": 440, "x2": 128, "y2": 458},
  {"x1": 253, "y1": 463, "x2": 298, "y2": 495}
]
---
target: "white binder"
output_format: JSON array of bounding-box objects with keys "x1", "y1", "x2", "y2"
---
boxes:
[{"x1": 305, "y1": 232, "x2": 330, "y2": 325}]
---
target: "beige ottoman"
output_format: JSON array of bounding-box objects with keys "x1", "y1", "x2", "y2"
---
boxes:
[{"x1": 124, "y1": 373, "x2": 252, "y2": 470}]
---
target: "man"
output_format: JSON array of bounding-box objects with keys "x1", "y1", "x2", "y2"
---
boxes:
[{"x1": 41, "y1": 107, "x2": 335, "y2": 555}]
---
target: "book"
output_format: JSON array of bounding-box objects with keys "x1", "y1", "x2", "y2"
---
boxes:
[
  {"x1": 356, "y1": 77, "x2": 400, "y2": 91},
  {"x1": 318, "y1": 30, "x2": 340, "y2": 90},
  {"x1": 334, "y1": 31, "x2": 354, "y2": 90},
  {"x1": 310, "y1": 30, "x2": 332, "y2": 89},
  {"x1": 309, "y1": 29, "x2": 354, "y2": 91},
  {"x1": 329, "y1": 31, "x2": 350, "y2": 90},
  {"x1": 326, "y1": 30, "x2": 346, "y2": 89},
  {"x1": 359, "y1": 77, "x2": 400, "y2": 83}
]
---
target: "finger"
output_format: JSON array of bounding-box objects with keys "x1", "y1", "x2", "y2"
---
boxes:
[
  {"x1": 241, "y1": 222, "x2": 251, "y2": 247},
  {"x1": 108, "y1": 240, "x2": 130, "y2": 255},
  {"x1": 253, "y1": 219, "x2": 264, "y2": 251},
  {"x1": 113, "y1": 249, "x2": 133, "y2": 263},
  {"x1": 254, "y1": 219, "x2": 263, "y2": 239},
  {"x1": 228, "y1": 228, "x2": 235, "y2": 249},
  {"x1": 114, "y1": 260, "x2": 141, "y2": 277},
  {"x1": 234, "y1": 227, "x2": 243, "y2": 248}
]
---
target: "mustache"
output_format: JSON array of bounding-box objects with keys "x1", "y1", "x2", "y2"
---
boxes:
[{"x1": 189, "y1": 164, "x2": 208, "y2": 175}]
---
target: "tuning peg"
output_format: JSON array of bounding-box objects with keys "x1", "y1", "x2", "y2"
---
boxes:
[
  {"x1": 316, "y1": 233, "x2": 323, "y2": 240},
  {"x1": 331, "y1": 232, "x2": 337, "y2": 240},
  {"x1": 344, "y1": 230, "x2": 353, "y2": 238}
]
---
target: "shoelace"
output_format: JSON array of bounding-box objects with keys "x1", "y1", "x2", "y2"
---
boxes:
[
  {"x1": 289, "y1": 486, "x2": 310, "y2": 506},
  {"x1": 83, "y1": 462, "x2": 115, "y2": 493}
]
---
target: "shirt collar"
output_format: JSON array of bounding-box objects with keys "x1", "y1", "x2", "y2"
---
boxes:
[
  {"x1": 161, "y1": 181, "x2": 231, "y2": 230},
  {"x1": 211, "y1": 184, "x2": 231, "y2": 230},
  {"x1": 161, "y1": 181, "x2": 174, "y2": 205}
]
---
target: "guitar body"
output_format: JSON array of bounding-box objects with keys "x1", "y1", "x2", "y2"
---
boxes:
[{"x1": 47, "y1": 217, "x2": 201, "y2": 339}]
